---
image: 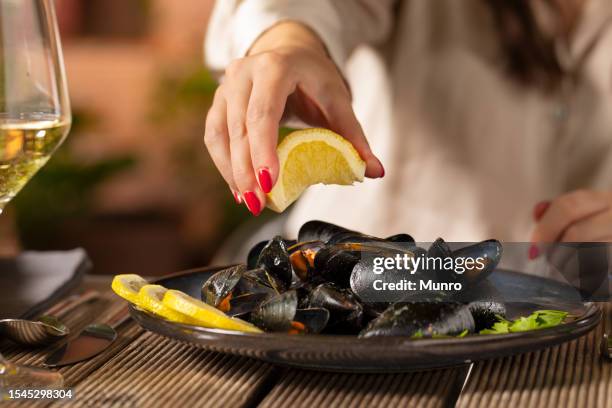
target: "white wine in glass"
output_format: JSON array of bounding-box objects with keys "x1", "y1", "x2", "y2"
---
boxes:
[
  {"x1": 0, "y1": 0, "x2": 70, "y2": 391},
  {"x1": 0, "y1": 0, "x2": 71, "y2": 212}
]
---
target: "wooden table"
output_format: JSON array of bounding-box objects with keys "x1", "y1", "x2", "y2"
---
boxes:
[{"x1": 2, "y1": 277, "x2": 610, "y2": 407}]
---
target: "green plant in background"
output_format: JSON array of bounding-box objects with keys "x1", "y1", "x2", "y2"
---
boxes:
[{"x1": 12, "y1": 110, "x2": 136, "y2": 248}]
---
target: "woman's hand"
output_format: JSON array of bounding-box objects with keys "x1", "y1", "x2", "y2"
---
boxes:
[
  {"x1": 530, "y1": 190, "x2": 612, "y2": 258},
  {"x1": 204, "y1": 21, "x2": 384, "y2": 216}
]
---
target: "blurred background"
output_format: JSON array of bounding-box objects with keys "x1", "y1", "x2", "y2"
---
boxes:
[{"x1": 0, "y1": 0, "x2": 257, "y2": 276}]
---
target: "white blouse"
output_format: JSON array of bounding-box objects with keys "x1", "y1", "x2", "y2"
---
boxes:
[{"x1": 205, "y1": 0, "x2": 612, "y2": 250}]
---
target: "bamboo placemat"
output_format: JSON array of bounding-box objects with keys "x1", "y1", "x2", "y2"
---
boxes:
[
  {"x1": 2, "y1": 289, "x2": 609, "y2": 408},
  {"x1": 457, "y1": 303, "x2": 611, "y2": 408},
  {"x1": 258, "y1": 366, "x2": 468, "y2": 408}
]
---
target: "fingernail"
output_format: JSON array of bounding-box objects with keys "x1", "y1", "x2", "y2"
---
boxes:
[
  {"x1": 257, "y1": 167, "x2": 273, "y2": 193},
  {"x1": 243, "y1": 191, "x2": 261, "y2": 216},
  {"x1": 533, "y1": 200, "x2": 551, "y2": 221},
  {"x1": 528, "y1": 244, "x2": 540, "y2": 260},
  {"x1": 380, "y1": 163, "x2": 385, "y2": 178},
  {"x1": 232, "y1": 190, "x2": 242, "y2": 204}
]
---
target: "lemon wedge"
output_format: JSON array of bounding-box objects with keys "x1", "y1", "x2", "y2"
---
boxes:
[
  {"x1": 137, "y1": 285, "x2": 197, "y2": 324},
  {"x1": 267, "y1": 128, "x2": 366, "y2": 212},
  {"x1": 162, "y1": 290, "x2": 262, "y2": 333},
  {"x1": 111, "y1": 274, "x2": 149, "y2": 304}
]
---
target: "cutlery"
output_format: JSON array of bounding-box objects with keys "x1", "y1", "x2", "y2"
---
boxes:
[
  {"x1": 44, "y1": 306, "x2": 130, "y2": 367},
  {"x1": 0, "y1": 291, "x2": 99, "y2": 346}
]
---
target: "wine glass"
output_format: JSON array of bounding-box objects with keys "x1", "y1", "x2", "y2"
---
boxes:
[
  {"x1": 0, "y1": 0, "x2": 71, "y2": 212},
  {"x1": 0, "y1": 0, "x2": 70, "y2": 391}
]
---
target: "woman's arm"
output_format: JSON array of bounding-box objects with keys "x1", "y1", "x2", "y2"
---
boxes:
[{"x1": 203, "y1": 1, "x2": 394, "y2": 215}]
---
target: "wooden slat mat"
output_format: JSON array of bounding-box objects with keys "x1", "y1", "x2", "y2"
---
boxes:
[
  {"x1": 457, "y1": 303, "x2": 612, "y2": 408},
  {"x1": 259, "y1": 366, "x2": 469, "y2": 408}
]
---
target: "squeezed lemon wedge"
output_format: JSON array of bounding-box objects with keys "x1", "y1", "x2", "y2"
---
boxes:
[
  {"x1": 137, "y1": 285, "x2": 197, "y2": 324},
  {"x1": 267, "y1": 128, "x2": 366, "y2": 212},
  {"x1": 162, "y1": 290, "x2": 262, "y2": 333},
  {"x1": 111, "y1": 274, "x2": 149, "y2": 304}
]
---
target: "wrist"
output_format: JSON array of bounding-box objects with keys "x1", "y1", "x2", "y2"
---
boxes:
[{"x1": 248, "y1": 21, "x2": 329, "y2": 57}]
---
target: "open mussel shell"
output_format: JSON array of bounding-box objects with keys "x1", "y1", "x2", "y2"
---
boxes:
[
  {"x1": 293, "y1": 308, "x2": 330, "y2": 334},
  {"x1": 256, "y1": 236, "x2": 294, "y2": 290},
  {"x1": 386, "y1": 233, "x2": 415, "y2": 245},
  {"x1": 360, "y1": 302, "x2": 475, "y2": 338},
  {"x1": 288, "y1": 240, "x2": 325, "y2": 283},
  {"x1": 309, "y1": 283, "x2": 364, "y2": 333},
  {"x1": 201, "y1": 264, "x2": 245, "y2": 310},
  {"x1": 251, "y1": 290, "x2": 299, "y2": 332}
]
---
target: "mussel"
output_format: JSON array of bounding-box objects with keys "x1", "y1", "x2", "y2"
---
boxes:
[
  {"x1": 287, "y1": 240, "x2": 326, "y2": 283},
  {"x1": 298, "y1": 220, "x2": 358, "y2": 244},
  {"x1": 251, "y1": 290, "x2": 329, "y2": 334},
  {"x1": 309, "y1": 283, "x2": 364, "y2": 333},
  {"x1": 256, "y1": 236, "x2": 294, "y2": 290},
  {"x1": 459, "y1": 281, "x2": 507, "y2": 331},
  {"x1": 448, "y1": 240, "x2": 503, "y2": 287},
  {"x1": 201, "y1": 264, "x2": 278, "y2": 317},
  {"x1": 201, "y1": 264, "x2": 245, "y2": 311},
  {"x1": 360, "y1": 302, "x2": 475, "y2": 338}
]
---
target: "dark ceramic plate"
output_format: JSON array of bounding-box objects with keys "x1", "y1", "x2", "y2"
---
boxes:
[{"x1": 129, "y1": 266, "x2": 601, "y2": 373}]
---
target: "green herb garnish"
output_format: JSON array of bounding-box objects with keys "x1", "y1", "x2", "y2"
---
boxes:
[{"x1": 479, "y1": 310, "x2": 568, "y2": 335}]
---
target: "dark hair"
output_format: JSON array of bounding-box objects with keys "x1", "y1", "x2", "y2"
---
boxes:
[{"x1": 485, "y1": 0, "x2": 575, "y2": 90}]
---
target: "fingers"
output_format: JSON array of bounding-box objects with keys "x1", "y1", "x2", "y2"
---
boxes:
[
  {"x1": 204, "y1": 86, "x2": 240, "y2": 202},
  {"x1": 246, "y1": 66, "x2": 295, "y2": 193},
  {"x1": 330, "y1": 100, "x2": 384, "y2": 178},
  {"x1": 225, "y1": 66, "x2": 265, "y2": 216},
  {"x1": 531, "y1": 190, "x2": 611, "y2": 243},
  {"x1": 560, "y1": 208, "x2": 612, "y2": 242},
  {"x1": 312, "y1": 83, "x2": 384, "y2": 178}
]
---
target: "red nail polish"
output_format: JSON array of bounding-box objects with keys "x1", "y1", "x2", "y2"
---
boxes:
[
  {"x1": 257, "y1": 168, "x2": 273, "y2": 193},
  {"x1": 243, "y1": 191, "x2": 261, "y2": 216},
  {"x1": 232, "y1": 190, "x2": 242, "y2": 204},
  {"x1": 380, "y1": 164, "x2": 385, "y2": 178},
  {"x1": 528, "y1": 244, "x2": 540, "y2": 260},
  {"x1": 533, "y1": 201, "x2": 551, "y2": 221}
]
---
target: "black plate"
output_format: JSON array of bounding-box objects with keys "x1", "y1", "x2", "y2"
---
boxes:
[{"x1": 129, "y1": 266, "x2": 601, "y2": 373}]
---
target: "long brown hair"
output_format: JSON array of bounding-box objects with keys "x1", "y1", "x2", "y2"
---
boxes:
[{"x1": 485, "y1": 0, "x2": 585, "y2": 90}]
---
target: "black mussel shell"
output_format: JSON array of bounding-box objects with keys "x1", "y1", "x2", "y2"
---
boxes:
[
  {"x1": 251, "y1": 290, "x2": 298, "y2": 332},
  {"x1": 349, "y1": 247, "x2": 422, "y2": 304},
  {"x1": 247, "y1": 241, "x2": 268, "y2": 270},
  {"x1": 450, "y1": 240, "x2": 503, "y2": 287},
  {"x1": 242, "y1": 267, "x2": 284, "y2": 294},
  {"x1": 309, "y1": 283, "x2": 364, "y2": 333},
  {"x1": 201, "y1": 264, "x2": 245, "y2": 310},
  {"x1": 288, "y1": 241, "x2": 325, "y2": 283},
  {"x1": 458, "y1": 280, "x2": 507, "y2": 331},
  {"x1": 359, "y1": 302, "x2": 475, "y2": 338},
  {"x1": 298, "y1": 220, "x2": 358, "y2": 244},
  {"x1": 257, "y1": 236, "x2": 294, "y2": 290},
  {"x1": 427, "y1": 238, "x2": 452, "y2": 261},
  {"x1": 225, "y1": 292, "x2": 270, "y2": 317},
  {"x1": 313, "y1": 243, "x2": 365, "y2": 288},
  {"x1": 386, "y1": 233, "x2": 415, "y2": 245},
  {"x1": 292, "y1": 308, "x2": 330, "y2": 334}
]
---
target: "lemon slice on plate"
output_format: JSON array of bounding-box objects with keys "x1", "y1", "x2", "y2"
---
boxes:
[
  {"x1": 163, "y1": 290, "x2": 262, "y2": 333},
  {"x1": 111, "y1": 274, "x2": 148, "y2": 304},
  {"x1": 137, "y1": 285, "x2": 196, "y2": 324},
  {"x1": 267, "y1": 128, "x2": 366, "y2": 212}
]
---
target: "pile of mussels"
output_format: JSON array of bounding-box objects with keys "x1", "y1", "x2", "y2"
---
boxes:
[{"x1": 201, "y1": 221, "x2": 505, "y2": 337}]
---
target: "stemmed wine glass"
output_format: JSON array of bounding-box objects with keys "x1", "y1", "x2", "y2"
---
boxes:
[{"x1": 0, "y1": 0, "x2": 71, "y2": 391}]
